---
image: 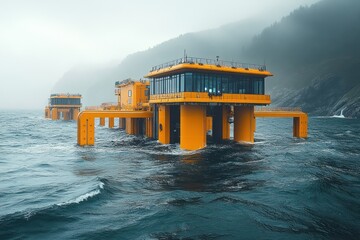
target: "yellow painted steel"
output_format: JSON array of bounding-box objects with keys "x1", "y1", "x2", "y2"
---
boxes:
[
  {"x1": 63, "y1": 112, "x2": 69, "y2": 120},
  {"x1": 77, "y1": 110, "x2": 152, "y2": 146},
  {"x1": 99, "y1": 117, "x2": 105, "y2": 126},
  {"x1": 125, "y1": 118, "x2": 134, "y2": 134},
  {"x1": 158, "y1": 105, "x2": 170, "y2": 144},
  {"x1": 51, "y1": 108, "x2": 58, "y2": 120},
  {"x1": 45, "y1": 107, "x2": 50, "y2": 118},
  {"x1": 180, "y1": 105, "x2": 207, "y2": 150},
  {"x1": 234, "y1": 106, "x2": 255, "y2": 144},
  {"x1": 72, "y1": 108, "x2": 79, "y2": 120},
  {"x1": 109, "y1": 118, "x2": 114, "y2": 128},
  {"x1": 145, "y1": 118, "x2": 153, "y2": 138},
  {"x1": 145, "y1": 63, "x2": 273, "y2": 78},
  {"x1": 46, "y1": 94, "x2": 82, "y2": 120},
  {"x1": 116, "y1": 80, "x2": 150, "y2": 111},
  {"x1": 119, "y1": 118, "x2": 125, "y2": 129},
  {"x1": 255, "y1": 111, "x2": 308, "y2": 138},
  {"x1": 150, "y1": 92, "x2": 271, "y2": 105}
]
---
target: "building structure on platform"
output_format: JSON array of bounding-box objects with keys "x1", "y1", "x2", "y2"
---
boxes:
[
  {"x1": 77, "y1": 57, "x2": 308, "y2": 150},
  {"x1": 45, "y1": 93, "x2": 82, "y2": 120}
]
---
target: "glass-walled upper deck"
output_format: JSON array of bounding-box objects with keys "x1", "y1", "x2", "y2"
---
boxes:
[
  {"x1": 150, "y1": 72, "x2": 265, "y2": 95},
  {"x1": 50, "y1": 98, "x2": 81, "y2": 106}
]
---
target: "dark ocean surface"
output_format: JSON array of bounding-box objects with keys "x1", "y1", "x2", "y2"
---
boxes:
[{"x1": 0, "y1": 110, "x2": 359, "y2": 240}]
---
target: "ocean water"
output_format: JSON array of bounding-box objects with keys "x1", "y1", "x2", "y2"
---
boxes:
[{"x1": 0, "y1": 110, "x2": 359, "y2": 240}]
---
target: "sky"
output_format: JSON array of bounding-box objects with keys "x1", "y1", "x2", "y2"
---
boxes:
[{"x1": 0, "y1": 0, "x2": 319, "y2": 109}]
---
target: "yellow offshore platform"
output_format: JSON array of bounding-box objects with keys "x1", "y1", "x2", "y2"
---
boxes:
[
  {"x1": 45, "y1": 93, "x2": 82, "y2": 120},
  {"x1": 77, "y1": 57, "x2": 308, "y2": 150}
]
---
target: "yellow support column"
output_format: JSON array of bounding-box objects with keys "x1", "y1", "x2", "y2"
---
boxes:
[
  {"x1": 126, "y1": 118, "x2": 134, "y2": 134},
  {"x1": 73, "y1": 108, "x2": 80, "y2": 120},
  {"x1": 158, "y1": 105, "x2": 170, "y2": 144},
  {"x1": 63, "y1": 111, "x2": 69, "y2": 120},
  {"x1": 133, "y1": 119, "x2": 139, "y2": 135},
  {"x1": 146, "y1": 118, "x2": 153, "y2": 138},
  {"x1": 119, "y1": 118, "x2": 125, "y2": 129},
  {"x1": 45, "y1": 108, "x2": 50, "y2": 118},
  {"x1": 180, "y1": 105, "x2": 206, "y2": 150},
  {"x1": 222, "y1": 105, "x2": 231, "y2": 140},
  {"x1": 99, "y1": 117, "x2": 105, "y2": 126},
  {"x1": 51, "y1": 108, "x2": 58, "y2": 120},
  {"x1": 77, "y1": 114, "x2": 95, "y2": 146},
  {"x1": 293, "y1": 114, "x2": 308, "y2": 138},
  {"x1": 109, "y1": 117, "x2": 114, "y2": 128},
  {"x1": 234, "y1": 106, "x2": 255, "y2": 143}
]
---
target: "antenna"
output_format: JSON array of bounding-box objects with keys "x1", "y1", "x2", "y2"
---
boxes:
[{"x1": 184, "y1": 49, "x2": 187, "y2": 61}]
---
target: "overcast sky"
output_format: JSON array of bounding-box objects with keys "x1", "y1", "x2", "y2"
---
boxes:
[{"x1": 0, "y1": 0, "x2": 319, "y2": 109}]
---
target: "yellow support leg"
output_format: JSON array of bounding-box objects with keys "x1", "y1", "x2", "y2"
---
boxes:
[
  {"x1": 234, "y1": 106, "x2": 255, "y2": 143},
  {"x1": 180, "y1": 105, "x2": 206, "y2": 150},
  {"x1": 63, "y1": 112, "x2": 69, "y2": 120},
  {"x1": 73, "y1": 108, "x2": 80, "y2": 120},
  {"x1": 99, "y1": 117, "x2": 105, "y2": 126},
  {"x1": 77, "y1": 114, "x2": 95, "y2": 146},
  {"x1": 109, "y1": 117, "x2": 114, "y2": 128},
  {"x1": 45, "y1": 108, "x2": 50, "y2": 118},
  {"x1": 145, "y1": 118, "x2": 153, "y2": 138},
  {"x1": 51, "y1": 108, "x2": 58, "y2": 120},
  {"x1": 158, "y1": 105, "x2": 170, "y2": 144},
  {"x1": 119, "y1": 118, "x2": 125, "y2": 129},
  {"x1": 293, "y1": 115, "x2": 308, "y2": 138}
]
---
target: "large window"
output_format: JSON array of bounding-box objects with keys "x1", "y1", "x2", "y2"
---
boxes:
[
  {"x1": 150, "y1": 72, "x2": 265, "y2": 95},
  {"x1": 51, "y1": 98, "x2": 81, "y2": 105}
]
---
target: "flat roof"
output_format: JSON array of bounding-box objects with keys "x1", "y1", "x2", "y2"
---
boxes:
[
  {"x1": 145, "y1": 57, "x2": 273, "y2": 78},
  {"x1": 50, "y1": 93, "x2": 81, "y2": 98}
]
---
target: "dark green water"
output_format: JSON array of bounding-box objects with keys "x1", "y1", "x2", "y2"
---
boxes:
[{"x1": 0, "y1": 110, "x2": 359, "y2": 239}]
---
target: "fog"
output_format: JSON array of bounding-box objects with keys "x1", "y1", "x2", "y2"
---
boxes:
[{"x1": 0, "y1": 0, "x2": 318, "y2": 109}]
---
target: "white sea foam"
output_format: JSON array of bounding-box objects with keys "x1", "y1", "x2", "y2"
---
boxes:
[{"x1": 57, "y1": 182, "x2": 104, "y2": 206}]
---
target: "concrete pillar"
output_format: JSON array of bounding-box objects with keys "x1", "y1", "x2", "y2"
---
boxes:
[
  {"x1": 234, "y1": 105, "x2": 255, "y2": 143},
  {"x1": 180, "y1": 105, "x2": 206, "y2": 150},
  {"x1": 158, "y1": 105, "x2": 170, "y2": 144}
]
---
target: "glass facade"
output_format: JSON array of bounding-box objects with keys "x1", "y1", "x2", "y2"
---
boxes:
[
  {"x1": 51, "y1": 98, "x2": 81, "y2": 105},
  {"x1": 150, "y1": 72, "x2": 265, "y2": 95}
]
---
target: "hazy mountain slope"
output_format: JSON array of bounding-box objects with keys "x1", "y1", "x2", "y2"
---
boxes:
[
  {"x1": 52, "y1": 17, "x2": 269, "y2": 105},
  {"x1": 53, "y1": 0, "x2": 360, "y2": 117},
  {"x1": 245, "y1": 0, "x2": 360, "y2": 117}
]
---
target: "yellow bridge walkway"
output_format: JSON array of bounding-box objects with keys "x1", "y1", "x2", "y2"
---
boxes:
[
  {"x1": 254, "y1": 110, "x2": 308, "y2": 138},
  {"x1": 77, "y1": 110, "x2": 153, "y2": 146}
]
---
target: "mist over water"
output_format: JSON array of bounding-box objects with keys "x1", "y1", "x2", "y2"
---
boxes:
[{"x1": 0, "y1": 110, "x2": 359, "y2": 239}]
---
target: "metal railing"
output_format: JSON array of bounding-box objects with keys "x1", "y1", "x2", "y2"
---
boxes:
[
  {"x1": 255, "y1": 107, "x2": 303, "y2": 112},
  {"x1": 149, "y1": 56, "x2": 267, "y2": 72},
  {"x1": 50, "y1": 93, "x2": 81, "y2": 97}
]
